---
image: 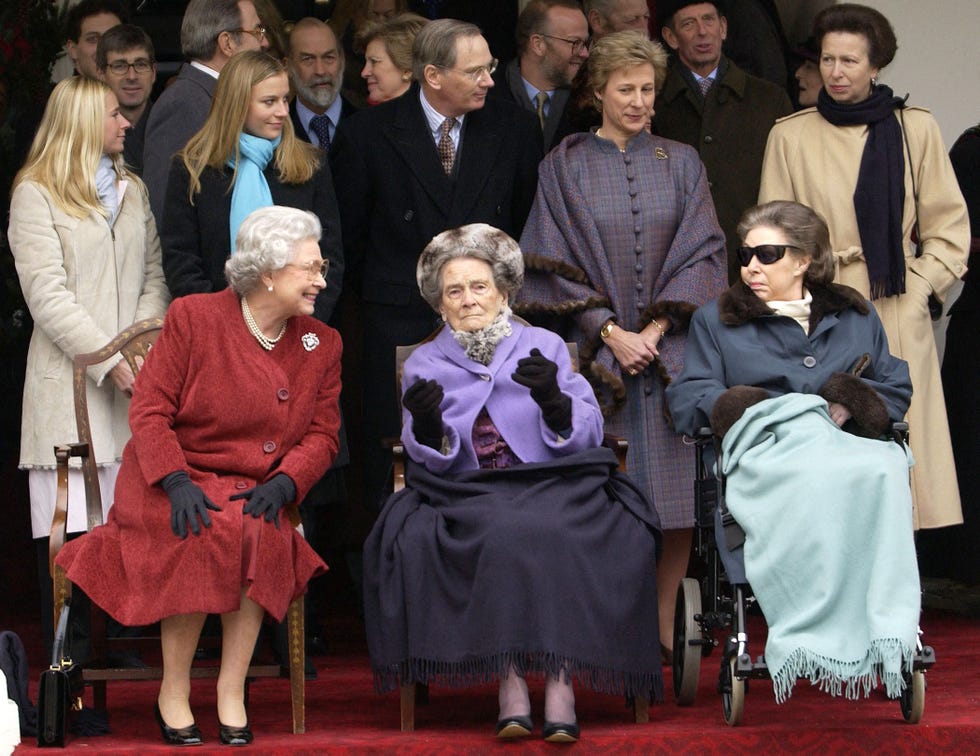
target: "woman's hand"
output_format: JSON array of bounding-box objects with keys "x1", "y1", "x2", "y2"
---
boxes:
[
  {"x1": 604, "y1": 325, "x2": 657, "y2": 376},
  {"x1": 512, "y1": 348, "x2": 572, "y2": 432},
  {"x1": 108, "y1": 359, "x2": 137, "y2": 396},
  {"x1": 230, "y1": 473, "x2": 296, "y2": 530},
  {"x1": 827, "y1": 402, "x2": 853, "y2": 427},
  {"x1": 161, "y1": 471, "x2": 222, "y2": 539},
  {"x1": 403, "y1": 378, "x2": 445, "y2": 450}
]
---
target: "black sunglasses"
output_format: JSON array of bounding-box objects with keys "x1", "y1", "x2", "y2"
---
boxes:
[{"x1": 736, "y1": 244, "x2": 798, "y2": 266}]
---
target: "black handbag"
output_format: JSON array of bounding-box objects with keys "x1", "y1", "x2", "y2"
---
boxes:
[{"x1": 37, "y1": 600, "x2": 83, "y2": 747}]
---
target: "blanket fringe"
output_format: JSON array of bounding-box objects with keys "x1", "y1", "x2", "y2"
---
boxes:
[
  {"x1": 771, "y1": 638, "x2": 915, "y2": 704},
  {"x1": 372, "y1": 651, "x2": 664, "y2": 703}
]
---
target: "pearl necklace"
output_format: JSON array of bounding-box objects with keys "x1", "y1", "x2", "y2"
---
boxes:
[
  {"x1": 596, "y1": 128, "x2": 626, "y2": 153},
  {"x1": 240, "y1": 296, "x2": 287, "y2": 351}
]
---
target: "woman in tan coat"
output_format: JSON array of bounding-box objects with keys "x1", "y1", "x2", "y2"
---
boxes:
[
  {"x1": 759, "y1": 4, "x2": 968, "y2": 529},
  {"x1": 8, "y1": 76, "x2": 169, "y2": 646}
]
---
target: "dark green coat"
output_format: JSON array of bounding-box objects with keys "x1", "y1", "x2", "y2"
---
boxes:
[{"x1": 654, "y1": 58, "x2": 792, "y2": 282}]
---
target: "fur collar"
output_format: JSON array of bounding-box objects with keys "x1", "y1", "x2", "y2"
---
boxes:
[{"x1": 718, "y1": 281, "x2": 870, "y2": 331}]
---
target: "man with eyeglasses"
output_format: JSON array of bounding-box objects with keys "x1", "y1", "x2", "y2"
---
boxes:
[
  {"x1": 653, "y1": 1, "x2": 791, "y2": 282},
  {"x1": 490, "y1": 0, "x2": 589, "y2": 152},
  {"x1": 143, "y1": 0, "x2": 269, "y2": 223},
  {"x1": 585, "y1": 0, "x2": 651, "y2": 38},
  {"x1": 97, "y1": 25, "x2": 157, "y2": 176},
  {"x1": 330, "y1": 18, "x2": 541, "y2": 517}
]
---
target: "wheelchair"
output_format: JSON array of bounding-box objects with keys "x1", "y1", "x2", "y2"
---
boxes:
[{"x1": 671, "y1": 424, "x2": 936, "y2": 726}]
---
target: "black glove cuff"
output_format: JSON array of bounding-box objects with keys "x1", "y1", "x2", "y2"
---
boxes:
[
  {"x1": 161, "y1": 470, "x2": 190, "y2": 491},
  {"x1": 538, "y1": 393, "x2": 572, "y2": 434}
]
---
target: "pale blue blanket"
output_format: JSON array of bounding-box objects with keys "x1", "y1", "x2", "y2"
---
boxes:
[{"x1": 721, "y1": 393, "x2": 920, "y2": 702}]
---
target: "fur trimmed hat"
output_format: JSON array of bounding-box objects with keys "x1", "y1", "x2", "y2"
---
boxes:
[{"x1": 417, "y1": 223, "x2": 525, "y2": 312}]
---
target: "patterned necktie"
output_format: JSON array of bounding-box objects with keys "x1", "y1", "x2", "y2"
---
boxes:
[
  {"x1": 698, "y1": 77, "x2": 714, "y2": 97},
  {"x1": 309, "y1": 114, "x2": 332, "y2": 150},
  {"x1": 534, "y1": 91, "x2": 548, "y2": 131},
  {"x1": 438, "y1": 117, "x2": 456, "y2": 176}
]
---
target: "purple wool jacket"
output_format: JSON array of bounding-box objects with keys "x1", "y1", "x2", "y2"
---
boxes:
[{"x1": 400, "y1": 319, "x2": 604, "y2": 475}]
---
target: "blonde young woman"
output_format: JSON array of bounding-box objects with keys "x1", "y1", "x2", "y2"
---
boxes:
[
  {"x1": 8, "y1": 75, "x2": 169, "y2": 655},
  {"x1": 161, "y1": 50, "x2": 343, "y2": 321}
]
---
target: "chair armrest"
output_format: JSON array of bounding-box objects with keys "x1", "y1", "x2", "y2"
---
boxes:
[
  {"x1": 601, "y1": 433, "x2": 628, "y2": 472},
  {"x1": 392, "y1": 443, "x2": 406, "y2": 493}
]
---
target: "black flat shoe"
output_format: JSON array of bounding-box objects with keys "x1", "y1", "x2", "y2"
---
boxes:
[
  {"x1": 154, "y1": 703, "x2": 203, "y2": 746},
  {"x1": 218, "y1": 721, "x2": 254, "y2": 746},
  {"x1": 495, "y1": 715, "x2": 533, "y2": 738},
  {"x1": 543, "y1": 720, "x2": 580, "y2": 743}
]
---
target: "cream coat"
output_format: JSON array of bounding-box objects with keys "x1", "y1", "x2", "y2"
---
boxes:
[
  {"x1": 760, "y1": 106, "x2": 969, "y2": 529},
  {"x1": 9, "y1": 179, "x2": 170, "y2": 471}
]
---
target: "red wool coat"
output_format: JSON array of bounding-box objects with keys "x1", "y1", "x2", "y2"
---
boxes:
[{"x1": 57, "y1": 289, "x2": 341, "y2": 624}]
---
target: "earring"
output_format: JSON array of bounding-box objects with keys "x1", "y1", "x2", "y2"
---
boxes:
[
  {"x1": 268, "y1": 284, "x2": 274, "y2": 292},
  {"x1": 871, "y1": 76, "x2": 877, "y2": 88},
  {"x1": 402, "y1": 72, "x2": 411, "y2": 81}
]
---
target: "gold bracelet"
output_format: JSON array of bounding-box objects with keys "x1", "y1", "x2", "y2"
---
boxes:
[{"x1": 651, "y1": 318, "x2": 667, "y2": 336}]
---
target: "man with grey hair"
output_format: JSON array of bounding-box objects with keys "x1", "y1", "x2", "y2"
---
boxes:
[
  {"x1": 330, "y1": 18, "x2": 541, "y2": 514},
  {"x1": 489, "y1": 0, "x2": 588, "y2": 152},
  {"x1": 584, "y1": 0, "x2": 651, "y2": 39},
  {"x1": 142, "y1": 0, "x2": 269, "y2": 222},
  {"x1": 286, "y1": 18, "x2": 357, "y2": 150}
]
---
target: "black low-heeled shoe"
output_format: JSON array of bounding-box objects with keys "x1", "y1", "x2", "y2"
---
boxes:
[
  {"x1": 495, "y1": 714, "x2": 533, "y2": 738},
  {"x1": 153, "y1": 703, "x2": 203, "y2": 746},
  {"x1": 218, "y1": 721, "x2": 254, "y2": 746},
  {"x1": 543, "y1": 720, "x2": 580, "y2": 743}
]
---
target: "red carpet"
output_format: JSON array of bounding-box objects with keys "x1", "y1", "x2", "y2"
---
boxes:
[{"x1": 7, "y1": 608, "x2": 979, "y2": 754}]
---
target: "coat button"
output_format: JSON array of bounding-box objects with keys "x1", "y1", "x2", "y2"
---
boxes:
[
  {"x1": 704, "y1": 135, "x2": 713, "y2": 144},
  {"x1": 235, "y1": 481, "x2": 248, "y2": 490},
  {"x1": 263, "y1": 441, "x2": 276, "y2": 453},
  {"x1": 479, "y1": 374, "x2": 491, "y2": 381},
  {"x1": 803, "y1": 356, "x2": 817, "y2": 368},
  {"x1": 277, "y1": 388, "x2": 290, "y2": 400},
  {"x1": 403, "y1": 210, "x2": 414, "y2": 221}
]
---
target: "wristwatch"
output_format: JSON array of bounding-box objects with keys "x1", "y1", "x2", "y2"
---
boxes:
[{"x1": 600, "y1": 320, "x2": 616, "y2": 339}]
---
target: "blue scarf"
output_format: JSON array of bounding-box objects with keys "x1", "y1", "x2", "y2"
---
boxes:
[
  {"x1": 227, "y1": 132, "x2": 280, "y2": 253},
  {"x1": 95, "y1": 155, "x2": 120, "y2": 226}
]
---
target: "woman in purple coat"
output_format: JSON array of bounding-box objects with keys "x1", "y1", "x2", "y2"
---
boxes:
[
  {"x1": 515, "y1": 31, "x2": 727, "y2": 663},
  {"x1": 363, "y1": 224, "x2": 662, "y2": 742}
]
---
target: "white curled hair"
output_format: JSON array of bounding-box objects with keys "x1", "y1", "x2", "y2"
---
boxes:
[{"x1": 225, "y1": 206, "x2": 322, "y2": 296}]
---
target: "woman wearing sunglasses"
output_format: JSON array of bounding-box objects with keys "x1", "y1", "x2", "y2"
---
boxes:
[
  {"x1": 667, "y1": 200, "x2": 911, "y2": 442},
  {"x1": 666, "y1": 201, "x2": 922, "y2": 703}
]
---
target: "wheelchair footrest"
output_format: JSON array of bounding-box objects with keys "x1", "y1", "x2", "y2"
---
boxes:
[{"x1": 913, "y1": 646, "x2": 936, "y2": 671}]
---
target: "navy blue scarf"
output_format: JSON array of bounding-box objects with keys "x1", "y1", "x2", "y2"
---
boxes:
[{"x1": 817, "y1": 85, "x2": 907, "y2": 299}]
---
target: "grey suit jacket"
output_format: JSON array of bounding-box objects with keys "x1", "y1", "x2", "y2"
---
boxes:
[{"x1": 142, "y1": 63, "x2": 217, "y2": 222}]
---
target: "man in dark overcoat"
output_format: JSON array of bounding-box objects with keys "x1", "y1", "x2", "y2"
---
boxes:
[
  {"x1": 653, "y1": 0, "x2": 792, "y2": 282},
  {"x1": 330, "y1": 18, "x2": 542, "y2": 512}
]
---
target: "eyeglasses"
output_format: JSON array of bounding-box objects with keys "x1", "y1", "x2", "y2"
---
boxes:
[
  {"x1": 105, "y1": 58, "x2": 154, "y2": 75},
  {"x1": 736, "y1": 244, "x2": 798, "y2": 267},
  {"x1": 285, "y1": 259, "x2": 330, "y2": 280},
  {"x1": 539, "y1": 34, "x2": 587, "y2": 54},
  {"x1": 228, "y1": 25, "x2": 267, "y2": 42},
  {"x1": 436, "y1": 58, "x2": 498, "y2": 81}
]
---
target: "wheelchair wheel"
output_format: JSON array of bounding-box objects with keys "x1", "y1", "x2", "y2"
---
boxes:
[
  {"x1": 721, "y1": 656, "x2": 745, "y2": 726},
  {"x1": 673, "y1": 578, "x2": 702, "y2": 705},
  {"x1": 900, "y1": 669, "x2": 925, "y2": 724}
]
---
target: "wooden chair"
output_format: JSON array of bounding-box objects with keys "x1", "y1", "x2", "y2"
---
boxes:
[
  {"x1": 390, "y1": 320, "x2": 646, "y2": 731},
  {"x1": 49, "y1": 318, "x2": 308, "y2": 733}
]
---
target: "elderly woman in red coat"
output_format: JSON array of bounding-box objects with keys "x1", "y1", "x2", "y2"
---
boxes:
[{"x1": 56, "y1": 206, "x2": 342, "y2": 747}]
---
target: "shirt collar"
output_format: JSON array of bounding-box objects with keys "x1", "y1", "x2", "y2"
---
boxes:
[
  {"x1": 420, "y1": 88, "x2": 465, "y2": 140},
  {"x1": 296, "y1": 96, "x2": 343, "y2": 135},
  {"x1": 190, "y1": 60, "x2": 220, "y2": 79}
]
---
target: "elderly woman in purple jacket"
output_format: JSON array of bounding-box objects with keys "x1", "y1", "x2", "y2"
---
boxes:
[{"x1": 362, "y1": 224, "x2": 662, "y2": 743}]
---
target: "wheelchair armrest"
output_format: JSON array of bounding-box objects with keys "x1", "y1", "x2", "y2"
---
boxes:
[
  {"x1": 890, "y1": 421, "x2": 909, "y2": 445},
  {"x1": 391, "y1": 442, "x2": 406, "y2": 493},
  {"x1": 601, "y1": 433, "x2": 628, "y2": 472}
]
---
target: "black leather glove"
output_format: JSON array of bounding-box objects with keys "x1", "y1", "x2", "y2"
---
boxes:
[
  {"x1": 512, "y1": 348, "x2": 572, "y2": 433},
  {"x1": 402, "y1": 378, "x2": 445, "y2": 450},
  {"x1": 230, "y1": 473, "x2": 296, "y2": 530},
  {"x1": 161, "y1": 471, "x2": 222, "y2": 539}
]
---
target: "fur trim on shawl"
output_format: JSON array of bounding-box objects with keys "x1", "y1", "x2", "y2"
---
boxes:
[
  {"x1": 515, "y1": 131, "x2": 727, "y2": 415},
  {"x1": 719, "y1": 281, "x2": 870, "y2": 333}
]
